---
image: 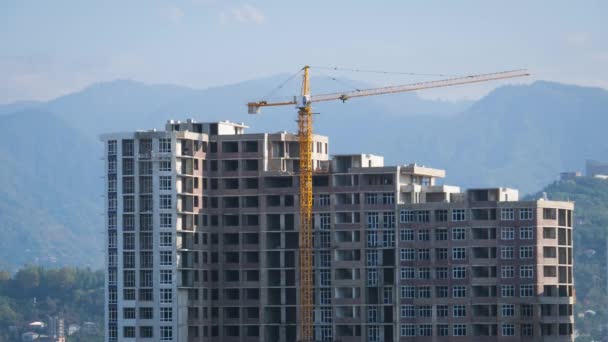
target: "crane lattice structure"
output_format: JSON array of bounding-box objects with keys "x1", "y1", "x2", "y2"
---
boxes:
[{"x1": 247, "y1": 66, "x2": 529, "y2": 342}]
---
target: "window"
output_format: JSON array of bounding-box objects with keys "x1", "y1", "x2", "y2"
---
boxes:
[
  {"x1": 382, "y1": 230, "x2": 395, "y2": 247},
  {"x1": 435, "y1": 228, "x2": 448, "y2": 241},
  {"x1": 401, "y1": 305, "x2": 415, "y2": 318},
  {"x1": 123, "y1": 308, "x2": 136, "y2": 319},
  {"x1": 123, "y1": 158, "x2": 134, "y2": 175},
  {"x1": 520, "y1": 265, "x2": 534, "y2": 278},
  {"x1": 435, "y1": 209, "x2": 448, "y2": 222},
  {"x1": 382, "y1": 192, "x2": 394, "y2": 204},
  {"x1": 160, "y1": 326, "x2": 173, "y2": 341},
  {"x1": 501, "y1": 246, "x2": 514, "y2": 259},
  {"x1": 452, "y1": 227, "x2": 466, "y2": 240},
  {"x1": 502, "y1": 304, "x2": 515, "y2": 317},
  {"x1": 501, "y1": 208, "x2": 514, "y2": 220},
  {"x1": 319, "y1": 251, "x2": 331, "y2": 267},
  {"x1": 367, "y1": 212, "x2": 379, "y2": 229},
  {"x1": 452, "y1": 266, "x2": 466, "y2": 279},
  {"x1": 418, "y1": 248, "x2": 430, "y2": 260},
  {"x1": 140, "y1": 326, "x2": 153, "y2": 338},
  {"x1": 317, "y1": 194, "x2": 330, "y2": 206},
  {"x1": 417, "y1": 324, "x2": 431, "y2": 336},
  {"x1": 382, "y1": 287, "x2": 392, "y2": 304},
  {"x1": 160, "y1": 232, "x2": 172, "y2": 247},
  {"x1": 436, "y1": 248, "x2": 448, "y2": 260},
  {"x1": 437, "y1": 324, "x2": 449, "y2": 336},
  {"x1": 520, "y1": 227, "x2": 534, "y2": 240},
  {"x1": 140, "y1": 270, "x2": 153, "y2": 286},
  {"x1": 436, "y1": 305, "x2": 448, "y2": 317},
  {"x1": 400, "y1": 267, "x2": 415, "y2": 280},
  {"x1": 501, "y1": 227, "x2": 514, "y2": 240},
  {"x1": 320, "y1": 269, "x2": 331, "y2": 286},
  {"x1": 418, "y1": 286, "x2": 431, "y2": 298},
  {"x1": 520, "y1": 246, "x2": 534, "y2": 259},
  {"x1": 453, "y1": 286, "x2": 466, "y2": 298},
  {"x1": 319, "y1": 213, "x2": 331, "y2": 230},
  {"x1": 400, "y1": 248, "x2": 415, "y2": 261},
  {"x1": 452, "y1": 247, "x2": 466, "y2": 260},
  {"x1": 123, "y1": 289, "x2": 135, "y2": 300},
  {"x1": 123, "y1": 252, "x2": 135, "y2": 268},
  {"x1": 366, "y1": 232, "x2": 377, "y2": 247},
  {"x1": 383, "y1": 212, "x2": 395, "y2": 228},
  {"x1": 319, "y1": 307, "x2": 332, "y2": 323},
  {"x1": 160, "y1": 289, "x2": 172, "y2": 303},
  {"x1": 160, "y1": 251, "x2": 172, "y2": 266},
  {"x1": 520, "y1": 208, "x2": 534, "y2": 220},
  {"x1": 320, "y1": 288, "x2": 331, "y2": 305},
  {"x1": 365, "y1": 193, "x2": 379, "y2": 205},
  {"x1": 160, "y1": 213, "x2": 173, "y2": 228},
  {"x1": 159, "y1": 176, "x2": 172, "y2": 190},
  {"x1": 436, "y1": 286, "x2": 449, "y2": 298},
  {"x1": 123, "y1": 327, "x2": 135, "y2": 338},
  {"x1": 139, "y1": 307, "x2": 153, "y2": 319},
  {"x1": 160, "y1": 270, "x2": 172, "y2": 285},
  {"x1": 108, "y1": 140, "x2": 117, "y2": 155},
  {"x1": 521, "y1": 304, "x2": 534, "y2": 317},
  {"x1": 501, "y1": 266, "x2": 514, "y2": 278},
  {"x1": 160, "y1": 195, "x2": 172, "y2": 209},
  {"x1": 366, "y1": 250, "x2": 378, "y2": 267},
  {"x1": 520, "y1": 285, "x2": 534, "y2": 297},
  {"x1": 400, "y1": 229, "x2": 414, "y2": 241},
  {"x1": 400, "y1": 210, "x2": 414, "y2": 223},
  {"x1": 453, "y1": 324, "x2": 467, "y2": 336},
  {"x1": 453, "y1": 305, "x2": 466, "y2": 317},
  {"x1": 159, "y1": 138, "x2": 171, "y2": 153},
  {"x1": 501, "y1": 324, "x2": 515, "y2": 336},
  {"x1": 159, "y1": 160, "x2": 171, "y2": 172},
  {"x1": 416, "y1": 210, "x2": 430, "y2": 223},
  {"x1": 435, "y1": 267, "x2": 448, "y2": 279},
  {"x1": 368, "y1": 307, "x2": 378, "y2": 322},
  {"x1": 123, "y1": 233, "x2": 135, "y2": 250},
  {"x1": 108, "y1": 194, "x2": 118, "y2": 211},
  {"x1": 418, "y1": 306, "x2": 432, "y2": 317},
  {"x1": 452, "y1": 209, "x2": 466, "y2": 221},
  {"x1": 501, "y1": 285, "x2": 515, "y2": 297},
  {"x1": 108, "y1": 157, "x2": 117, "y2": 174},
  {"x1": 400, "y1": 324, "x2": 415, "y2": 337},
  {"x1": 160, "y1": 307, "x2": 173, "y2": 322},
  {"x1": 418, "y1": 230, "x2": 430, "y2": 241},
  {"x1": 401, "y1": 286, "x2": 415, "y2": 299},
  {"x1": 522, "y1": 324, "x2": 534, "y2": 336}
]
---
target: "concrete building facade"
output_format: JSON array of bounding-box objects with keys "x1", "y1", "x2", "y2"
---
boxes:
[{"x1": 101, "y1": 120, "x2": 574, "y2": 342}]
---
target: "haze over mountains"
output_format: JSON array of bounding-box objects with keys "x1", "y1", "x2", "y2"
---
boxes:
[{"x1": 1, "y1": 77, "x2": 607, "y2": 269}]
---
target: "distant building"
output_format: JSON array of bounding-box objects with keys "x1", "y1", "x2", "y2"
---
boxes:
[
  {"x1": 560, "y1": 171, "x2": 582, "y2": 181},
  {"x1": 48, "y1": 316, "x2": 65, "y2": 342},
  {"x1": 586, "y1": 159, "x2": 608, "y2": 177},
  {"x1": 102, "y1": 119, "x2": 575, "y2": 341}
]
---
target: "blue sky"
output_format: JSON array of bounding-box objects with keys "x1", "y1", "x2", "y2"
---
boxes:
[{"x1": 1, "y1": 0, "x2": 607, "y2": 103}]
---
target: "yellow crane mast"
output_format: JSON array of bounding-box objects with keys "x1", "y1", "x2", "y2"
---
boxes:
[{"x1": 247, "y1": 66, "x2": 529, "y2": 342}]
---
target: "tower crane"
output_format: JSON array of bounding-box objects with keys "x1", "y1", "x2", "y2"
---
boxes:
[{"x1": 247, "y1": 66, "x2": 529, "y2": 342}]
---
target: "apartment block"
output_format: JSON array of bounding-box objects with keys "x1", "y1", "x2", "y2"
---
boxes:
[{"x1": 101, "y1": 119, "x2": 574, "y2": 342}]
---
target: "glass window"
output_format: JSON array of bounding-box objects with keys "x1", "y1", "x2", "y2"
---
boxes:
[
  {"x1": 451, "y1": 209, "x2": 466, "y2": 221},
  {"x1": 500, "y1": 208, "x2": 514, "y2": 220}
]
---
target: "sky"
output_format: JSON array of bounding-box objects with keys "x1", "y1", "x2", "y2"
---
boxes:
[{"x1": 1, "y1": 0, "x2": 607, "y2": 103}]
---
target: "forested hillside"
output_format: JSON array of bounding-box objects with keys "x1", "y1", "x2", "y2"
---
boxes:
[{"x1": 0, "y1": 267, "x2": 104, "y2": 341}]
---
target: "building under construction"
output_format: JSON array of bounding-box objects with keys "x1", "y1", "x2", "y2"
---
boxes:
[{"x1": 102, "y1": 119, "x2": 574, "y2": 342}]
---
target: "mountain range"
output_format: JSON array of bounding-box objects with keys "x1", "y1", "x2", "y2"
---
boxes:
[{"x1": 1, "y1": 76, "x2": 607, "y2": 269}]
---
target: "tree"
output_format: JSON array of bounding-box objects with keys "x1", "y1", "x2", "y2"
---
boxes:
[{"x1": 14, "y1": 266, "x2": 40, "y2": 291}]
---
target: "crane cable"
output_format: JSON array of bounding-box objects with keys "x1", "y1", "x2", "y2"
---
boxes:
[
  {"x1": 311, "y1": 65, "x2": 464, "y2": 78},
  {"x1": 259, "y1": 68, "x2": 303, "y2": 101}
]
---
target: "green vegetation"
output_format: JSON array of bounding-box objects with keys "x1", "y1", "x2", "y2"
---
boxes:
[
  {"x1": 0, "y1": 266, "x2": 103, "y2": 341},
  {"x1": 528, "y1": 177, "x2": 608, "y2": 340}
]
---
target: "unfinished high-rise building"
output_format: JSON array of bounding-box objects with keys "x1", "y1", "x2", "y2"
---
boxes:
[{"x1": 101, "y1": 119, "x2": 574, "y2": 342}]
